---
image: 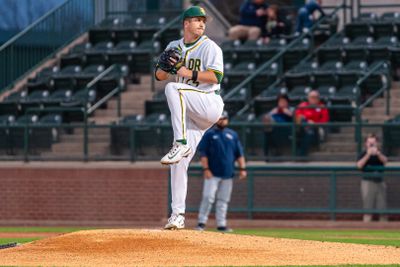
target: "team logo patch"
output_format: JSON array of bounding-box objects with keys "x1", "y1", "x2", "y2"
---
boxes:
[
  {"x1": 225, "y1": 133, "x2": 234, "y2": 140},
  {"x1": 200, "y1": 7, "x2": 206, "y2": 15},
  {"x1": 213, "y1": 135, "x2": 219, "y2": 139}
]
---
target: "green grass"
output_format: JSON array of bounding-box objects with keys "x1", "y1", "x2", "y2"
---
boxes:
[
  {"x1": 0, "y1": 237, "x2": 40, "y2": 245},
  {"x1": 0, "y1": 227, "x2": 95, "y2": 233},
  {"x1": 0, "y1": 227, "x2": 97, "y2": 246},
  {"x1": 233, "y1": 228, "x2": 400, "y2": 247}
]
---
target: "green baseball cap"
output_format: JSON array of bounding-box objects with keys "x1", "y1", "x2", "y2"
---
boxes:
[{"x1": 182, "y1": 6, "x2": 209, "y2": 21}]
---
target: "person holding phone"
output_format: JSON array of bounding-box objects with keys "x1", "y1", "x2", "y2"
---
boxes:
[{"x1": 357, "y1": 134, "x2": 388, "y2": 222}]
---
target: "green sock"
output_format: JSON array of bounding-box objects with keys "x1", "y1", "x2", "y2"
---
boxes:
[{"x1": 176, "y1": 139, "x2": 187, "y2": 145}]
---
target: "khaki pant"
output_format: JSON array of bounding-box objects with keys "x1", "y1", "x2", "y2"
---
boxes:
[
  {"x1": 228, "y1": 25, "x2": 261, "y2": 40},
  {"x1": 361, "y1": 180, "x2": 387, "y2": 222}
]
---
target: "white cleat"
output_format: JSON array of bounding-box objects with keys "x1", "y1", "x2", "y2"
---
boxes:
[
  {"x1": 160, "y1": 142, "x2": 191, "y2": 165},
  {"x1": 164, "y1": 214, "x2": 185, "y2": 230}
]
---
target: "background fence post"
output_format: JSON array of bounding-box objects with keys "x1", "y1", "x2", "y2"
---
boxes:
[
  {"x1": 329, "y1": 171, "x2": 337, "y2": 221},
  {"x1": 247, "y1": 170, "x2": 254, "y2": 219}
]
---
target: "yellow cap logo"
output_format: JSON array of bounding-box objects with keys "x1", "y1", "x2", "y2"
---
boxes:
[{"x1": 199, "y1": 7, "x2": 206, "y2": 15}]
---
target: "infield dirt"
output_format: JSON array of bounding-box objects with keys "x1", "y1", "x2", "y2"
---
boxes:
[{"x1": 0, "y1": 229, "x2": 400, "y2": 266}]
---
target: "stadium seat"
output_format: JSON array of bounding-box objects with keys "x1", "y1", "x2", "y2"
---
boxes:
[
  {"x1": 317, "y1": 60, "x2": 343, "y2": 73},
  {"x1": 342, "y1": 60, "x2": 367, "y2": 72},
  {"x1": 51, "y1": 65, "x2": 81, "y2": 91},
  {"x1": 283, "y1": 38, "x2": 311, "y2": 71},
  {"x1": 288, "y1": 61, "x2": 318, "y2": 74},
  {"x1": 145, "y1": 91, "x2": 169, "y2": 116},
  {"x1": 230, "y1": 113, "x2": 264, "y2": 157},
  {"x1": 26, "y1": 67, "x2": 59, "y2": 92},
  {"x1": 380, "y1": 12, "x2": 400, "y2": 22},
  {"x1": 253, "y1": 86, "x2": 289, "y2": 116},
  {"x1": 85, "y1": 41, "x2": 114, "y2": 66},
  {"x1": 344, "y1": 46, "x2": 368, "y2": 63},
  {"x1": 360, "y1": 73, "x2": 387, "y2": 97},
  {"x1": 355, "y1": 12, "x2": 378, "y2": 23},
  {"x1": 75, "y1": 64, "x2": 106, "y2": 89},
  {"x1": 111, "y1": 113, "x2": 171, "y2": 157},
  {"x1": 317, "y1": 47, "x2": 344, "y2": 65},
  {"x1": 107, "y1": 41, "x2": 138, "y2": 67},
  {"x1": 48, "y1": 89, "x2": 73, "y2": 104},
  {"x1": 371, "y1": 22, "x2": 396, "y2": 39},
  {"x1": 222, "y1": 88, "x2": 247, "y2": 116},
  {"x1": 345, "y1": 22, "x2": 372, "y2": 39},
  {"x1": 313, "y1": 73, "x2": 338, "y2": 99},
  {"x1": 60, "y1": 43, "x2": 91, "y2": 68},
  {"x1": 284, "y1": 72, "x2": 311, "y2": 92}
]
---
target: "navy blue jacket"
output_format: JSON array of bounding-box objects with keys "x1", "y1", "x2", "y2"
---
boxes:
[
  {"x1": 239, "y1": 1, "x2": 268, "y2": 29},
  {"x1": 198, "y1": 127, "x2": 244, "y2": 179},
  {"x1": 304, "y1": 1, "x2": 325, "y2": 16}
]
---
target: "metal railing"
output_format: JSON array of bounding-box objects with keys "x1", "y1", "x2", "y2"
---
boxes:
[
  {"x1": 0, "y1": 0, "x2": 96, "y2": 92},
  {"x1": 0, "y1": 120, "x2": 398, "y2": 162},
  {"x1": 184, "y1": 165, "x2": 400, "y2": 220}
]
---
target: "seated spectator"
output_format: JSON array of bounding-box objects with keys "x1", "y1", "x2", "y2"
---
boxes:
[
  {"x1": 295, "y1": 0, "x2": 325, "y2": 34},
  {"x1": 263, "y1": 94, "x2": 293, "y2": 158},
  {"x1": 228, "y1": 0, "x2": 268, "y2": 41},
  {"x1": 263, "y1": 4, "x2": 291, "y2": 43},
  {"x1": 295, "y1": 90, "x2": 329, "y2": 156},
  {"x1": 357, "y1": 134, "x2": 388, "y2": 222}
]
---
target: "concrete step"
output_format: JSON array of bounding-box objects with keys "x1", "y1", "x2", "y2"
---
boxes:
[
  {"x1": 319, "y1": 143, "x2": 357, "y2": 153},
  {"x1": 373, "y1": 98, "x2": 400, "y2": 107},
  {"x1": 363, "y1": 107, "x2": 400, "y2": 116},
  {"x1": 327, "y1": 134, "x2": 356, "y2": 142},
  {"x1": 122, "y1": 88, "x2": 153, "y2": 95},
  {"x1": 89, "y1": 117, "x2": 120, "y2": 124},
  {"x1": 362, "y1": 115, "x2": 391, "y2": 122},
  {"x1": 309, "y1": 152, "x2": 356, "y2": 161},
  {"x1": 51, "y1": 142, "x2": 109, "y2": 153},
  {"x1": 74, "y1": 127, "x2": 110, "y2": 135},
  {"x1": 140, "y1": 75, "x2": 152, "y2": 84},
  {"x1": 60, "y1": 134, "x2": 110, "y2": 143},
  {"x1": 391, "y1": 81, "x2": 400, "y2": 89},
  {"x1": 385, "y1": 89, "x2": 400, "y2": 98},
  {"x1": 106, "y1": 101, "x2": 143, "y2": 109},
  {"x1": 126, "y1": 86, "x2": 152, "y2": 93}
]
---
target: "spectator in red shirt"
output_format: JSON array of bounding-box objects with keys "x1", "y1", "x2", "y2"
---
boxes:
[
  {"x1": 295, "y1": 90, "x2": 329, "y2": 123},
  {"x1": 295, "y1": 90, "x2": 329, "y2": 156}
]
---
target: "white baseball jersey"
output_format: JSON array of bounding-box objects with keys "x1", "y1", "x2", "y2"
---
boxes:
[{"x1": 165, "y1": 35, "x2": 224, "y2": 92}]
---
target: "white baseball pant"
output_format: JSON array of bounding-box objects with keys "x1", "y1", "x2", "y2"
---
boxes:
[
  {"x1": 198, "y1": 177, "x2": 233, "y2": 227},
  {"x1": 165, "y1": 82, "x2": 224, "y2": 215}
]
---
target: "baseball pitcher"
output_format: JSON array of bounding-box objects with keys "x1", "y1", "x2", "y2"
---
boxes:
[{"x1": 155, "y1": 6, "x2": 224, "y2": 229}]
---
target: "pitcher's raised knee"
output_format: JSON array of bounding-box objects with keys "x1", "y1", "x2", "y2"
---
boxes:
[{"x1": 165, "y1": 82, "x2": 180, "y2": 97}]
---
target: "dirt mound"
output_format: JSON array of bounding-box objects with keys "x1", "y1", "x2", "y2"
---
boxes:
[{"x1": 0, "y1": 229, "x2": 400, "y2": 266}]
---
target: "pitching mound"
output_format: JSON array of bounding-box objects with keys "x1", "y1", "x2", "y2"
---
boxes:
[{"x1": 0, "y1": 229, "x2": 400, "y2": 266}]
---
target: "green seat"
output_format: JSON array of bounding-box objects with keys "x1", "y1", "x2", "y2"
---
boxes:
[
  {"x1": 284, "y1": 73, "x2": 311, "y2": 91},
  {"x1": 372, "y1": 22, "x2": 396, "y2": 39},
  {"x1": 317, "y1": 47, "x2": 344, "y2": 65},
  {"x1": 345, "y1": 22, "x2": 372, "y2": 39},
  {"x1": 344, "y1": 46, "x2": 368, "y2": 62}
]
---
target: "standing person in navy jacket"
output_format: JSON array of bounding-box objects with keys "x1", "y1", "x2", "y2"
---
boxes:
[
  {"x1": 295, "y1": 0, "x2": 325, "y2": 33},
  {"x1": 228, "y1": 0, "x2": 268, "y2": 41},
  {"x1": 196, "y1": 111, "x2": 247, "y2": 232}
]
